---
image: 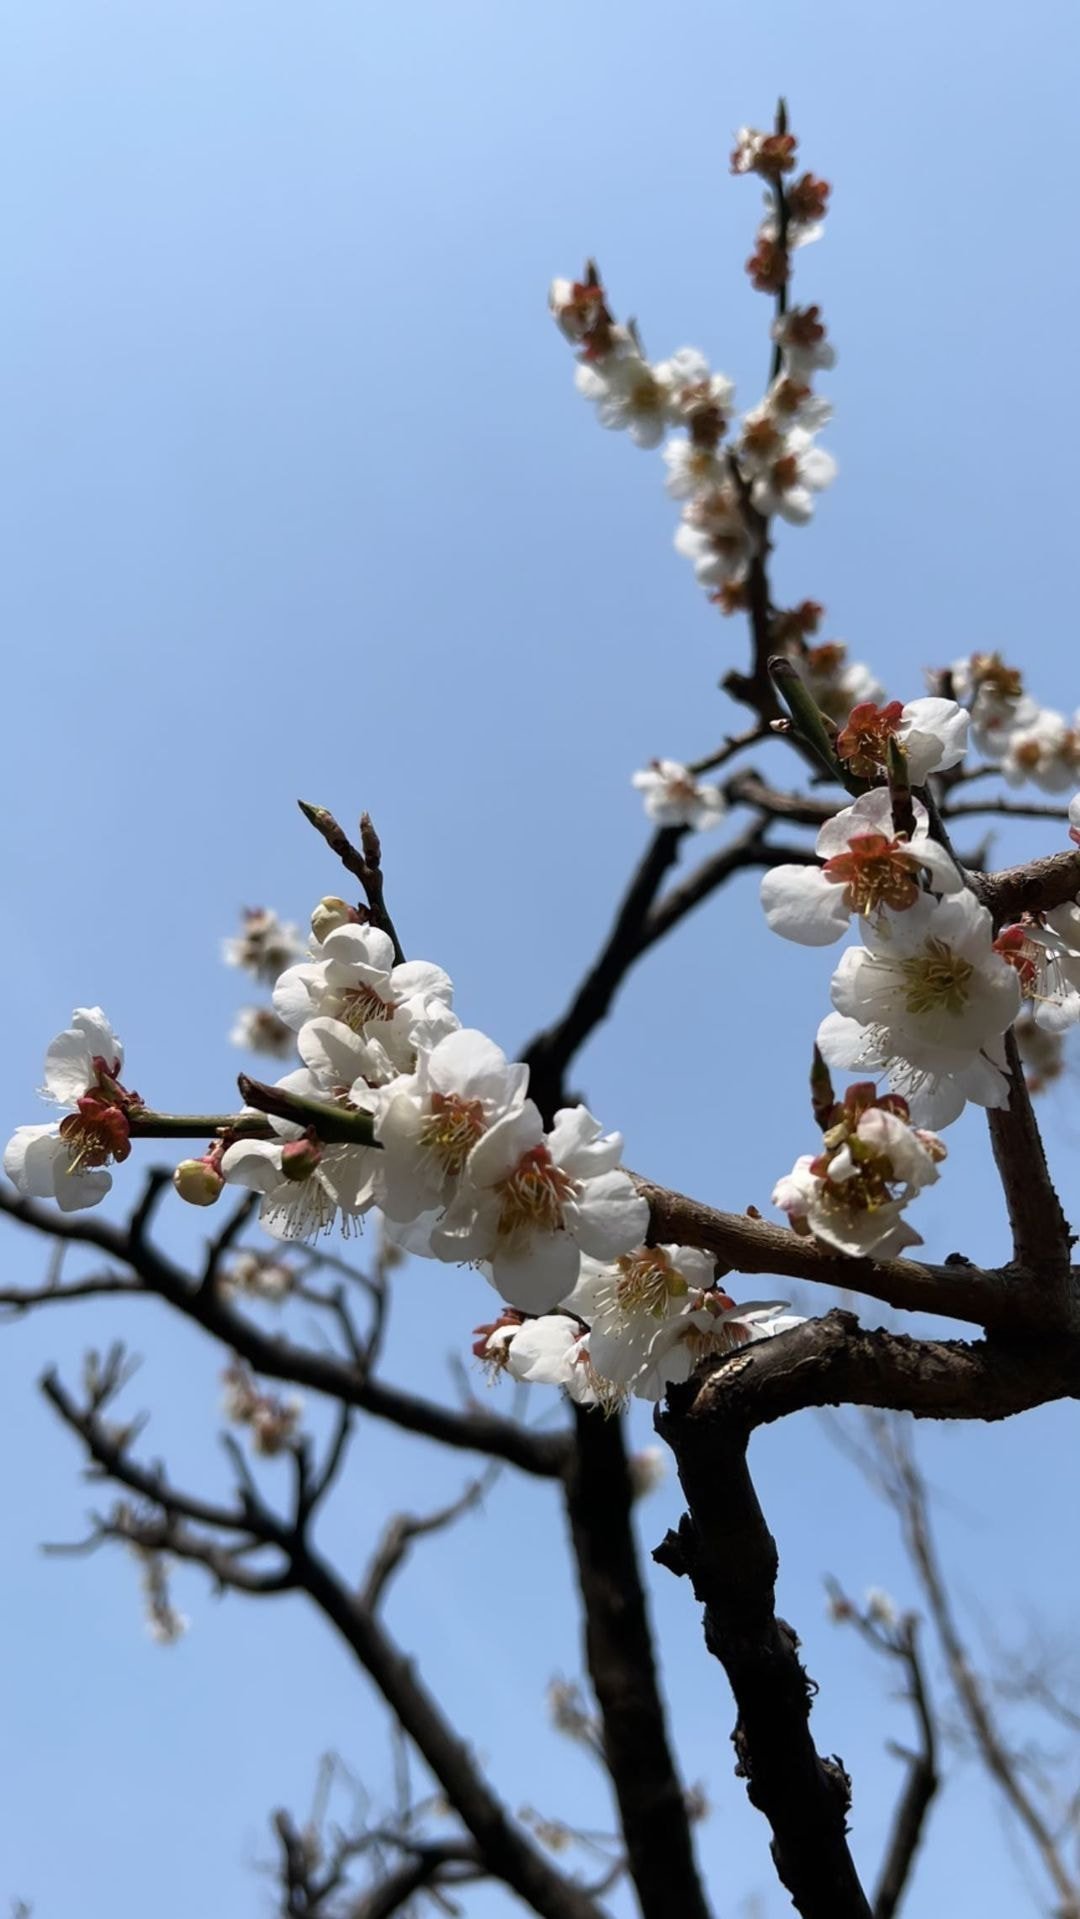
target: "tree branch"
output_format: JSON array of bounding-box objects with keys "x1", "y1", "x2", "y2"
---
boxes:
[{"x1": 562, "y1": 1405, "x2": 712, "y2": 1919}]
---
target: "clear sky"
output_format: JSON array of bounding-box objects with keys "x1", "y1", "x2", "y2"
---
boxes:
[{"x1": 2, "y1": 3, "x2": 1078, "y2": 1915}]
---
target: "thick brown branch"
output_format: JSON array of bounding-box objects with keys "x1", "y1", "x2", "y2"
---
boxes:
[
  {"x1": 655, "y1": 1408, "x2": 871, "y2": 1919},
  {"x1": 562, "y1": 1406, "x2": 711, "y2": 1919},
  {"x1": 673, "y1": 1310, "x2": 1080, "y2": 1429},
  {"x1": 979, "y1": 846, "x2": 1080, "y2": 926},
  {"x1": 634, "y1": 1175, "x2": 1020, "y2": 1329}
]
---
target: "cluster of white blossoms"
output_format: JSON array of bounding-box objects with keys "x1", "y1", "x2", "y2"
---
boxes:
[
  {"x1": 762, "y1": 693, "x2": 1080, "y2": 1244},
  {"x1": 475, "y1": 1246, "x2": 803, "y2": 1411},
  {"x1": 950, "y1": 651, "x2": 1080, "y2": 793},
  {"x1": 550, "y1": 128, "x2": 836, "y2": 619},
  {"x1": 3, "y1": 903, "x2": 811, "y2": 1411}
]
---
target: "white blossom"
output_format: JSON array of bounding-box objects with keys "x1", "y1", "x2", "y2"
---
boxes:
[
  {"x1": 773, "y1": 1099, "x2": 945, "y2": 1258},
  {"x1": 800, "y1": 643, "x2": 884, "y2": 725},
  {"x1": 229, "y1": 1006, "x2": 296, "y2": 1059},
  {"x1": 273, "y1": 923, "x2": 455, "y2": 1071},
  {"x1": 429, "y1": 1102, "x2": 649, "y2": 1313},
  {"x1": 1002, "y1": 708, "x2": 1080, "y2": 793},
  {"x1": 760, "y1": 788, "x2": 963, "y2": 947},
  {"x1": 3, "y1": 1124, "x2": 114, "y2": 1212},
  {"x1": 375, "y1": 1028, "x2": 529, "y2": 1222},
  {"x1": 749, "y1": 426, "x2": 836, "y2": 525},
  {"x1": 817, "y1": 1010, "x2": 1011, "y2": 1130},
  {"x1": 631, "y1": 759, "x2": 726, "y2": 831},
  {"x1": 836, "y1": 698, "x2": 969, "y2": 785},
  {"x1": 220, "y1": 1134, "x2": 377, "y2": 1241},
  {"x1": 770, "y1": 305, "x2": 836, "y2": 377}
]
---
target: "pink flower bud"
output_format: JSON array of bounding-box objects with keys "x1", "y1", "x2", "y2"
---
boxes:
[{"x1": 280, "y1": 1136, "x2": 323, "y2": 1182}]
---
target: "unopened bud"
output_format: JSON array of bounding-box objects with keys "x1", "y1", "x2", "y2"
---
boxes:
[
  {"x1": 280, "y1": 1135, "x2": 322, "y2": 1181},
  {"x1": 311, "y1": 896, "x2": 356, "y2": 943},
  {"x1": 173, "y1": 1158, "x2": 225, "y2": 1206}
]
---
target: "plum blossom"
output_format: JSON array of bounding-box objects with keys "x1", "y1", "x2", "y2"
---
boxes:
[
  {"x1": 1070, "y1": 794, "x2": 1080, "y2": 846},
  {"x1": 574, "y1": 349, "x2": 671, "y2": 449},
  {"x1": 994, "y1": 908, "x2": 1080, "y2": 1033},
  {"x1": 770, "y1": 304, "x2": 836, "y2": 377},
  {"x1": 730, "y1": 126, "x2": 797, "y2": 178},
  {"x1": 229, "y1": 1006, "x2": 295, "y2": 1059},
  {"x1": 950, "y1": 652, "x2": 1034, "y2": 760},
  {"x1": 749, "y1": 426, "x2": 836, "y2": 524},
  {"x1": 1002, "y1": 708, "x2": 1080, "y2": 793},
  {"x1": 836, "y1": 698, "x2": 969, "y2": 784},
  {"x1": 673, "y1": 481, "x2": 751, "y2": 586},
  {"x1": 773, "y1": 1083, "x2": 945, "y2": 1257},
  {"x1": 429, "y1": 1101, "x2": 649, "y2": 1313},
  {"x1": 273, "y1": 922, "x2": 455, "y2": 1071},
  {"x1": 631, "y1": 759, "x2": 726, "y2": 831},
  {"x1": 565, "y1": 1244, "x2": 717, "y2": 1389},
  {"x1": 502, "y1": 1313, "x2": 606, "y2": 1406},
  {"x1": 4, "y1": 1008, "x2": 133, "y2": 1213},
  {"x1": 223, "y1": 908, "x2": 305, "y2": 985},
  {"x1": 220, "y1": 1127, "x2": 378, "y2": 1242},
  {"x1": 816, "y1": 1011, "x2": 1010, "y2": 1131},
  {"x1": 760, "y1": 788, "x2": 964, "y2": 947},
  {"x1": 828, "y1": 891, "x2": 1020, "y2": 1079},
  {"x1": 375, "y1": 1028, "x2": 529, "y2": 1222}
]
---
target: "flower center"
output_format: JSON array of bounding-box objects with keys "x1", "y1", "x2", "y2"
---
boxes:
[
  {"x1": 613, "y1": 1249, "x2": 686, "y2": 1318},
  {"x1": 823, "y1": 832, "x2": 922, "y2": 915},
  {"x1": 495, "y1": 1145, "x2": 578, "y2": 1248},
  {"x1": 836, "y1": 701, "x2": 906, "y2": 778},
  {"x1": 899, "y1": 938, "x2": 974, "y2": 1016},
  {"x1": 337, "y1": 981, "x2": 395, "y2": 1030},
  {"x1": 58, "y1": 1097, "x2": 131, "y2": 1171},
  {"x1": 420, "y1": 1092, "x2": 487, "y2": 1175}
]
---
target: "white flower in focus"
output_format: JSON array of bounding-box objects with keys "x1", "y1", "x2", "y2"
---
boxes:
[
  {"x1": 375, "y1": 1028, "x2": 529, "y2": 1222},
  {"x1": 773, "y1": 1093, "x2": 945, "y2": 1259},
  {"x1": 567, "y1": 1244, "x2": 717, "y2": 1389},
  {"x1": 836, "y1": 698, "x2": 969, "y2": 784},
  {"x1": 273, "y1": 924, "x2": 454, "y2": 1071},
  {"x1": 4, "y1": 1007, "x2": 132, "y2": 1212},
  {"x1": 631, "y1": 760, "x2": 726, "y2": 831},
  {"x1": 503, "y1": 1315, "x2": 602, "y2": 1406},
  {"x1": 749, "y1": 427, "x2": 836, "y2": 525},
  {"x1": 4, "y1": 1124, "x2": 115, "y2": 1211},
  {"x1": 430, "y1": 1102, "x2": 650, "y2": 1313},
  {"x1": 220, "y1": 1135, "x2": 376, "y2": 1241},
  {"x1": 223, "y1": 908, "x2": 305, "y2": 985},
  {"x1": 995, "y1": 911, "x2": 1080, "y2": 1033},
  {"x1": 817, "y1": 1011, "x2": 1011, "y2": 1129},
  {"x1": 41, "y1": 1007, "x2": 124, "y2": 1104},
  {"x1": 229, "y1": 1007, "x2": 295, "y2": 1059},
  {"x1": 829, "y1": 890, "x2": 1020, "y2": 1080},
  {"x1": 760, "y1": 788, "x2": 964, "y2": 947}
]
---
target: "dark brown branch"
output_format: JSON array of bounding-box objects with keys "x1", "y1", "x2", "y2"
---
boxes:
[
  {"x1": 655, "y1": 1408, "x2": 872, "y2": 1919},
  {"x1": 562, "y1": 1406, "x2": 712, "y2": 1919},
  {"x1": 985, "y1": 1028, "x2": 1073, "y2": 1287},
  {"x1": 350, "y1": 1847, "x2": 484, "y2": 1919},
  {"x1": 0, "y1": 1185, "x2": 569, "y2": 1478},
  {"x1": 979, "y1": 847, "x2": 1080, "y2": 926},
  {"x1": 670, "y1": 1310, "x2": 1080, "y2": 1429},
  {"x1": 688, "y1": 723, "x2": 772, "y2": 776},
  {"x1": 940, "y1": 796, "x2": 1070, "y2": 823},
  {"x1": 633, "y1": 1174, "x2": 1021, "y2": 1329}
]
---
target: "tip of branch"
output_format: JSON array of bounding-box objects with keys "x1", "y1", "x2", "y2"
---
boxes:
[{"x1": 297, "y1": 799, "x2": 331, "y2": 830}]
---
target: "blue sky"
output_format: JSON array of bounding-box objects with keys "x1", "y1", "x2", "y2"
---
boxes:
[{"x1": 2, "y1": 3, "x2": 1079, "y2": 1914}]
